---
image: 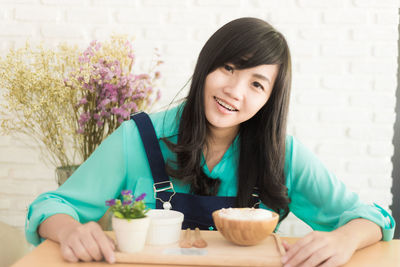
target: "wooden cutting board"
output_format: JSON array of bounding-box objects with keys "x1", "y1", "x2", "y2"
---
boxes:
[{"x1": 114, "y1": 230, "x2": 285, "y2": 266}]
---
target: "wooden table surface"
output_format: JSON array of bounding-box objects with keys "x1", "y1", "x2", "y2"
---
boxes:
[{"x1": 12, "y1": 232, "x2": 400, "y2": 267}]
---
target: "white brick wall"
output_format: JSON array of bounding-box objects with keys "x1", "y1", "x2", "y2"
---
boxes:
[{"x1": 0, "y1": 0, "x2": 398, "y2": 238}]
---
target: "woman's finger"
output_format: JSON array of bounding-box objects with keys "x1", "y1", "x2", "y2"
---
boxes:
[
  {"x1": 297, "y1": 245, "x2": 333, "y2": 267},
  {"x1": 60, "y1": 244, "x2": 79, "y2": 263},
  {"x1": 282, "y1": 240, "x2": 291, "y2": 251},
  {"x1": 284, "y1": 240, "x2": 327, "y2": 267},
  {"x1": 92, "y1": 228, "x2": 116, "y2": 263},
  {"x1": 80, "y1": 232, "x2": 103, "y2": 261},
  {"x1": 282, "y1": 233, "x2": 314, "y2": 264},
  {"x1": 318, "y1": 255, "x2": 341, "y2": 267},
  {"x1": 70, "y1": 238, "x2": 93, "y2": 262}
]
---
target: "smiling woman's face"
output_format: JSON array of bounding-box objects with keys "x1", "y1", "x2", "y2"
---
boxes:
[{"x1": 203, "y1": 63, "x2": 279, "y2": 133}]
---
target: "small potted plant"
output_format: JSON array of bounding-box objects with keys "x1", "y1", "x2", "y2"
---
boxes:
[{"x1": 106, "y1": 190, "x2": 149, "y2": 253}]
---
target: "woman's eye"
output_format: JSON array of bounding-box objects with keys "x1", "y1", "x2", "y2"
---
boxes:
[
  {"x1": 223, "y1": 64, "x2": 234, "y2": 73},
  {"x1": 252, "y1": 81, "x2": 264, "y2": 91}
]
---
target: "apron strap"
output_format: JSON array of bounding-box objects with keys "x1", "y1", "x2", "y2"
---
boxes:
[
  {"x1": 130, "y1": 112, "x2": 170, "y2": 184},
  {"x1": 131, "y1": 111, "x2": 262, "y2": 212}
]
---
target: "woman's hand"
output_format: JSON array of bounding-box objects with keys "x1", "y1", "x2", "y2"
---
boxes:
[
  {"x1": 280, "y1": 218, "x2": 383, "y2": 267},
  {"x1": 57, "y1": 221, "x2": 116, "y2": 263},
  {"x1": 281, "y1": 230, "x2": 357, "y2": 267}
]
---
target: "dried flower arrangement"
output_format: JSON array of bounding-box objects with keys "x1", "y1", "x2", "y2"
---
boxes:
[{"x1": 0, "y1": 36, "x2": 162, "y2": 168}]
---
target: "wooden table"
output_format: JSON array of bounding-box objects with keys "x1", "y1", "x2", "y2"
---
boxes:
[{"x1": 12, "y1": 233, "x2": 400, "y2": 267}]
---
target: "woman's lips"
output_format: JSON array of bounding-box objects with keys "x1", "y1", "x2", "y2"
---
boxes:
[
  {"x1": 214, "y1": 96, "x2": 238, "y2": 112},
  {"x1": 214, "y1": 96, "x2": 238, "y2": 114}
]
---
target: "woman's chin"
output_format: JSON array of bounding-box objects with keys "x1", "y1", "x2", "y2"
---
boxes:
[{"x1": 206, "y1": 119, "x2": 239, "y2": 132}]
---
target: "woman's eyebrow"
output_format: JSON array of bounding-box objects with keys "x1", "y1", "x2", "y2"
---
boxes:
[{"x1": 252, "y1": 73, "x2": 271, "y2": 84}]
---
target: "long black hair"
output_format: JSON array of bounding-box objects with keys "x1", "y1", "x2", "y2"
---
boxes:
[{"x1": 162, "y1": 17, "x2": 292, "y2": 221}]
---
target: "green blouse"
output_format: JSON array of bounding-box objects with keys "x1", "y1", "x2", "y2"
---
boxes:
[{"x1": 25, "y1": 104, "x2": 395, "y2": 246}]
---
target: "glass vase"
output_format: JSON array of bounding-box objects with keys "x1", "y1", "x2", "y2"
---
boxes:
[{"x1": 55, "y1": 165, "x2": 80, "y2": 186}]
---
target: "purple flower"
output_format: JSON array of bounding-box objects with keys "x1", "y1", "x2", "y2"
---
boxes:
[
  {"x1": 124, "y1": 40, "x2": 133, "y2": 49},
  {"x1": 106, "y1": 199, "x2": 116, "y2": 206},
  {"x1": 73, "y1": 38, "x2": 163, "y2": 157},
  {"x1": 99, "y1": 99, "x2": 111, "y2": 108},
  {"x1": 148, "y1": 87, "x2": 154, "y2": 95},
  {"x1": 130, "y1": 102, "x2": 138, "y2": 113},
  {"x1": 78, "y1": 112, "x2": 91, "y2": 126},
  {"x1": 104, "y1": 83, "x2": 115, "y2": 91},
  {"x1": 111, "y1": 63, "x2": 122, "y2": 77},
  {"x1": 90, "y1": 40, "x2": 101, "y2": 51},
  {"x1": 120, "y1": 110, "x2": 130, "y2": 118},
  {"x1": 121, "y1": 189, "x2": 132, "y2": 196},
  {"x1": 78, "y1": 98, "x2": 88, "y2": 105},
  {"x1": 111, "y1": 107, "x2": 121, "y2": 115},
  {"x1": 156, "y1": 90, "x2": 161, "y2": 101},
  {"x1": 135, "y1": 193, "x2": 146, "y2": 202},
  {"x1": 100, "y1": 110, "x2": 110, "y2": 117},
  {"x1": 83, "y1": 48, "x2": 94, "y2": 58},
  {"x1": 136, "y1": 74, "x2": 150, "y2": 80},
  {"x1": 122, "y1": 200, "x2": 132, "y2": 206},
  {"x1": 104, "y1": 70, "x2": 114, "y2": 80},
  {"x1": 132, "y1": 92, "x2": 145, "y2": 100},
  {"x1": 78, "y1": 55, "x2": 89, "y2": 63},
  {"x1": 117, "y1": 78, "x2": 128, "y2": 88}
]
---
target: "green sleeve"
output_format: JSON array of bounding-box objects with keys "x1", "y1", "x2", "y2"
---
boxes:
[
  {"x1": 285, "y1": 136, "x2": 395, "y2": 241},
  {"x1": 25, "y1": 122, "x2": 128, "y2": 246}
]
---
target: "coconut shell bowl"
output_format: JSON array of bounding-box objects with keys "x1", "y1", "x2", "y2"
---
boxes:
[{"x1": 212, "y1": 208, "x2": 279, "y2": 246}]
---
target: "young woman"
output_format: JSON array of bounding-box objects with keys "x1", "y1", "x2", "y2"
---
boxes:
[{"x1": 26, "y1": 17, "x2": 395, "y2": 266}]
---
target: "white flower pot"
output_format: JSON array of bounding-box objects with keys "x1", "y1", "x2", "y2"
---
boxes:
[{"x1": 112, "y1": 216, "x2": 150, "y2": 253}]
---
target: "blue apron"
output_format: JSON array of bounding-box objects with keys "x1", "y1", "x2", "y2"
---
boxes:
[{"x1": 131, "y1": 112, "x2": 259, "y2": 230}]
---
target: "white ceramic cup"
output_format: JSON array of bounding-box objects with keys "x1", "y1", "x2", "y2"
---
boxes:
[
  {"x1": 112, "y1": 216, "x2": 150, "y2": 253},
  {"x1": 145, "y1": 209, "x2": 184, "y2": 245}
]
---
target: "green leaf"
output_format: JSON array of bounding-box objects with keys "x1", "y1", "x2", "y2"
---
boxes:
[{"x1": 113, "y1": 211, "x2": 124, "y2": 219}]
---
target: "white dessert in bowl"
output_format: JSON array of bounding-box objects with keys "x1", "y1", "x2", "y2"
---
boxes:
[
  {"x1": 212, "y1": 208, "x2": 279, "y2": 246},
  {"x1": 145, "y1": 209, "x2": 184, "y2": 245}
]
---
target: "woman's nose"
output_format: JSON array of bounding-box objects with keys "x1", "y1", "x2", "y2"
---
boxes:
[{"x1": 223, "y1": 77, "x2": 245, "y2": 101}]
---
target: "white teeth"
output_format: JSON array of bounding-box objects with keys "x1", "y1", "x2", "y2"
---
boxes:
[{"x1": 215, "y1": 97, "x2": 237, "y2": 111}]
